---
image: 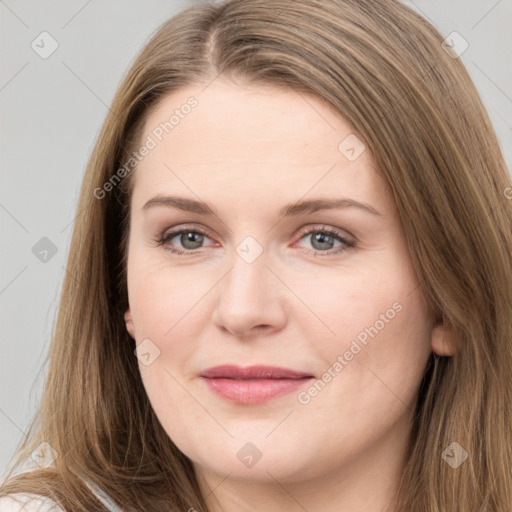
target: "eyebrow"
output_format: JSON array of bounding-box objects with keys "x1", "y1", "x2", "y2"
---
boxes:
[
  {"x1": 142, "y1": 195, "x2": 382, "y2": 219},
  {"x1": 142, "y1": 195, "x2": 381, "y2": 217}
]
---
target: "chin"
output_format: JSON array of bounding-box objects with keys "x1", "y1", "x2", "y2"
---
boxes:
[{"x1": 186, "y1": 436, "x2": 314, "y2": 482}]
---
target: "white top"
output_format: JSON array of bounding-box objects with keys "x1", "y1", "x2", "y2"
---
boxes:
[
  {"x1": 0, "y1": 461, "x2": 124, "y2": 512},
  {"x1": 0, "y1": 477, "x2": 122, "y2": 511},
  {"x1": 0, "y1": 493, "x2": 65, "y2": 511}
]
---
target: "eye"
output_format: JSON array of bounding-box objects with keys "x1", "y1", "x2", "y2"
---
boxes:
[
  {"x1": 155, "y1": 224, "x2": 356, "y2": 256},
  {"x1": 292, "y1": 225, "x2": 356, "y2": 256},
  {"x1": 155, "y1": 225, "x2": 216, "y2": 255}
]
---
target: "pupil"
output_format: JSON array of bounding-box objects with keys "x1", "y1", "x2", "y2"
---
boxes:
[
  {"x1": 312, "y1": 233, "x2": 333, "y2": 250},
  {"x1": 182, "y1": 232, "x2": 203, "y2": 249}
]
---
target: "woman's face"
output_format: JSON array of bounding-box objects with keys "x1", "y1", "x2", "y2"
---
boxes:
[{"x1": 124, "y1": 78, "x2": 449, "y2": 489}]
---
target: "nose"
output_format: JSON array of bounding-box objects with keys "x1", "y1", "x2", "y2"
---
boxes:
[{"x1": 211, "y1": 244, "x2": 287, "y2": 339}]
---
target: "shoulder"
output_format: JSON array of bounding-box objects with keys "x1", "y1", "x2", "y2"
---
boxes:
[{"x1": 0, "y1": 493, "x2": 65, "y2": 512}]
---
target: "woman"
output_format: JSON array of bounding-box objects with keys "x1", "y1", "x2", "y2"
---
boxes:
[{"x1": 1, "y1": 0, "x2": 511, "y2": 510}]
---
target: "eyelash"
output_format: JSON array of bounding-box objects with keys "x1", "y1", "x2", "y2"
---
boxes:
[{"x1": 155, "y1": 224, "x2": 356, "y2": 257}]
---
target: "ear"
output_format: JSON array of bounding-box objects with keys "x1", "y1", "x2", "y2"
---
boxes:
[
  {"x1": 430, "y1": 316, "x2": 457, "y2": 356},
  {"x1": 124, "y1": 307, "x2": 135, "y2": 339}
]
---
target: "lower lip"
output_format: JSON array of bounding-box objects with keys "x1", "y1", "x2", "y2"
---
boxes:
[{"x1": 201, "y1": 377, "x2": 314, "y2": 405}]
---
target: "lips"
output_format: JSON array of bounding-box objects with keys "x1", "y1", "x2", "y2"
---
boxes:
[
  {"x1": 200, "y1": 365, "x2": 313, "y2": 380},
  {"x1": 200, "y1": 365, "x2": 314, "y2": 405}
]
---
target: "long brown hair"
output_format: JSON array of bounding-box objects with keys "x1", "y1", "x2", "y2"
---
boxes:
[{"x1": 2, "y1": 1, "x2": 511, "y2": 510}]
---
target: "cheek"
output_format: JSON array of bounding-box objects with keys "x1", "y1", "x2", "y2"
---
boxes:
[
  {"x1": 128, "y1": 262, "x2": 208, "y2": 451},
  {"x1": 317, "y1": 287, "x2": 432, "y2": 420},
  {"x1": 285, "y1": 259, "x2": 417, "y2": 350},
  {"x1": 137, "y1": 362, "x2": 208, "y2": 463},
  {"x1": 299, "y1": 255, "x2": 433, "y2": 403},
  {"x1": 127, "y1": 257, "x2": 213, "y2": 339}
]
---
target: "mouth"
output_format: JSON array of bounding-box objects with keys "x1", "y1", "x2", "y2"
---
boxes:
[{"x1": 199, "y1": 365, "x2": 315, "y2": 405}]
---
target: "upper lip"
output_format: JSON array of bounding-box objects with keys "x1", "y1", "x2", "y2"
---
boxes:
[{"x1": 200, "y1": 365, "x2": 314, "y2": 380}]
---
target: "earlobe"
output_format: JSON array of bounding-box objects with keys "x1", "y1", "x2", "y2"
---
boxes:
[
  {"x1": 431, "y1": 321, "x2": 457, "y2": 356},
  {"x1": 124, "y1": 307, "x2": 135, "y2": 339}
]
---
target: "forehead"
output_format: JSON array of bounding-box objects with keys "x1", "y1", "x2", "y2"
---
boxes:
[
  {"x1": 130, "y1": 79, "x2": 392, "y2": 214},
  {"x1": 141, "y1": 79, "x2": 360, "y2": 163}
]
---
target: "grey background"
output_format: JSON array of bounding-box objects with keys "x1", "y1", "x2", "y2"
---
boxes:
[{"x1": 1, "y1": 0, "x2": 511, "y2": 479}]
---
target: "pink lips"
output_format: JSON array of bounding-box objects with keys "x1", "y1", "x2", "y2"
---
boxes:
[{"x1": 200, "y1": 365, "x2": 314, "y2": 405}]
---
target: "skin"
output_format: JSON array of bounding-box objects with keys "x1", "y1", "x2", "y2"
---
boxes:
[{"x1": 124, "y1": 77, "x2": 454, "y2": 512}]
